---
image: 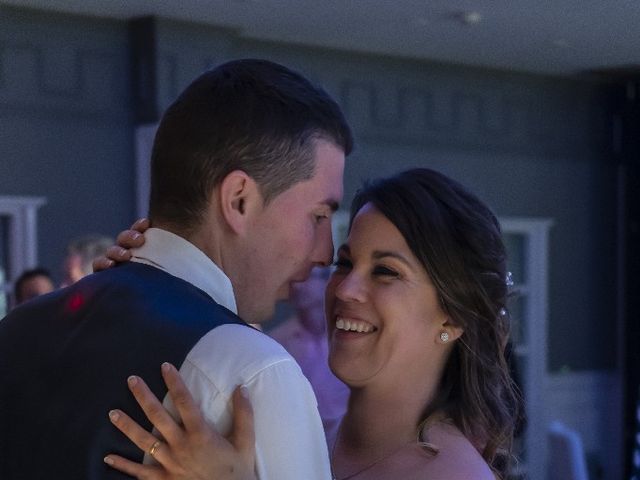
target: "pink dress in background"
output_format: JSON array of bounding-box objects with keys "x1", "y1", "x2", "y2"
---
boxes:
[{"x1": 269, "y1": 316, "x2": 349, "y2": 434}]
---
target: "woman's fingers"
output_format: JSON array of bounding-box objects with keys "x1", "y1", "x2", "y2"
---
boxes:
[
  {"x1": 107, "y1": 409, "x2": 175, "y2": 468},
  {"x1": 92, "y1": 257, "x2": 115, "y2": 272},
  {"x1": 126, "y1": 375, "x2": 184, "y2": 446},
  {"x1": 130, "y1": 218, "x2": 151, "y2": 233},
  {"x1": 106, "y1": 244, "x2": 132, "y2": 262},
  {"x1": 92, "y1": 243, "x2": 130, "y2": 272},
  {"x1": 230, "y1": 386, "x2": 256, "y2": 469},
  {"x1": 107, "y1": 369, "x2": 257, "y2": 480},
  {"x1": 116, "y1": 230, "x2": 144, "y2": 250},
  {"x1": 160, "y1": 363, "x2": 207, "y2": 435},
  {"x1": 92, "y1": 219, "x2": 149, "y2": 272},
  {"x1": 104, "y1": 453, "x2": 164, "y2": 479}
]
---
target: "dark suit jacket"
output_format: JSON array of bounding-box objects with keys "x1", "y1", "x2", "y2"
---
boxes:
[{"x1": 0, "y1": 262, "x2": 245, "y2": 479}]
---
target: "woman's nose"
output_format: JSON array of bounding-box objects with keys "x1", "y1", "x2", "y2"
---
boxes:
[{"x1": 334, "y1": 271, "x2": 366, "y2": 303}]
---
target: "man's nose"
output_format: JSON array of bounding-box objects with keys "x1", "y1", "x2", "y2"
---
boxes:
[{"x1": 314, "y1": 224, "x2": 334, "y2": 267}]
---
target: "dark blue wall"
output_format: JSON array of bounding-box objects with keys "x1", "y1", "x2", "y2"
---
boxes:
[
  {"x1": 0, "y1": 6, "x2": 617, "y2": 372},
  {"x1": 0, "y1": 7, "x2": 135, "y2": 284}
]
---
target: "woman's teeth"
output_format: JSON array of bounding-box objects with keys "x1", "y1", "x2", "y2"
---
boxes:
[{"x1": 335, "y1": 317, "x2": 375, "y2": 333}]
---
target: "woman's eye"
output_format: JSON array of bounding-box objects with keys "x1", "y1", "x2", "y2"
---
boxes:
[{"x1": 373, "y1": 266, "x2": 399, "y2": 277}]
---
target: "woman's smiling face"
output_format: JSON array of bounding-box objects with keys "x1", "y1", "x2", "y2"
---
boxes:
[{"x1": 325, "y1": 203, "x2": 450, "y2": 388}]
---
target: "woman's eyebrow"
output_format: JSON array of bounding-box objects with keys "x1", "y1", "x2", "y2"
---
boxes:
[{"x1": 371, "y1": 250, "x2": 414, "y2": 269}]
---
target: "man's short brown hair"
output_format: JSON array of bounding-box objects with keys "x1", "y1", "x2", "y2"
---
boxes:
[{"x1": 149, "y1": 59, "x2": 353, "y2": 232}]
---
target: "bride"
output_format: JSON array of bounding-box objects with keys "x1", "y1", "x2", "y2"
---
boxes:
[{"x1": 101, "y1": 168, "x2": 519, "y2": 479}]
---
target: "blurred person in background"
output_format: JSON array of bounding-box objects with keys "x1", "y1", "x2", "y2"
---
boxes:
[
  {"x1": 269, "y1": 266, "x2": 349, "y2": 432},
  {"x1": 61, "y1": 234, "x2": 113, "y2": 287},
  {"x1": 12, "y1": 267, "x2": 55, "y2": 307}
]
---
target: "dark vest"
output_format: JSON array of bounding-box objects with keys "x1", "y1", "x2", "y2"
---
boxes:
[{"x1": 0, "y1": 262, "x2": 245, "y2": 479}]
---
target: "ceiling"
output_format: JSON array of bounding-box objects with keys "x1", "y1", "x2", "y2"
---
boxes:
[{"x1": 3, "y1": 0, "x2": 640, "y2": 77}]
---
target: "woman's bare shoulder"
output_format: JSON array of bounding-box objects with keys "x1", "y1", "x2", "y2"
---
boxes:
[{"x1": 418, "y1": 421, "x2": 496, "y2": 480}]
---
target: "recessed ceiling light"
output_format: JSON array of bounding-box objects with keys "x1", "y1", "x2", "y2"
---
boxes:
[{"x1": 457, "y1": 11, "x2": 482, "y2": 26}]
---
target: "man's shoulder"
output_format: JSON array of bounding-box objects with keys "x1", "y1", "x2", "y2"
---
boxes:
[
  {"x1": 94, "y1": 262, "x2": 203, "y2": 294},
  {"x1": 92, "y1": 263, "x2": 241, "y2": 321},
  {"x1": 0, "y1": 283, "x2": 67, "y2": 334},
  {"x1": 190, "y1": 324, "x2": 294, "y2": 369},
  {"x1": 0, "y1": 264, "x2": 243, "y2": 353},
  {"x1": 186, "y1": 324, "x2": 302, "y2": 386},
  {"x1": 267, "y1": 316, "x2": 306, "y2": 344}
]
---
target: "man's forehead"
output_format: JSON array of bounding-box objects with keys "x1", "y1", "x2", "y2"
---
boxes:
[
  {"x1": 286, "y1": 139, "x2": 344, "y2": 207},
  {"x1": 317, "y1": 165, "x2": 345, "y2": 205}
]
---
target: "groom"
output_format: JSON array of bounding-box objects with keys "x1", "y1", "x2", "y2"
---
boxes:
[{"x1": 0, "y1": 59, "x2": 352, "y2": 479}]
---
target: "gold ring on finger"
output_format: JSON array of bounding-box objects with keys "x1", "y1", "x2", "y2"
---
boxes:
[{"x1": 149, "y1": 440, "x2": 163, "y2": 457}]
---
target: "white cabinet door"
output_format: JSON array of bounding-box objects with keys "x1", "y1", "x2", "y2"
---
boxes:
[
  {"x1": 501, "y1": 218, "x2": 553, "y2": 480},
  {"x1": 0, "y1": 196, "x2": 46, "y2": 316}
]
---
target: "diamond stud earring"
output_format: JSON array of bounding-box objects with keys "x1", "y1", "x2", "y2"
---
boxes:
[{"x1": 440, "y1": 331, "x2": 450, "y2": 343}]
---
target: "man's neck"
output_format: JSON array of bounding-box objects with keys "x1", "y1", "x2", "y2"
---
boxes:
[{"x1": 154, "y1": 220, "x2": 226, "y2": 272}]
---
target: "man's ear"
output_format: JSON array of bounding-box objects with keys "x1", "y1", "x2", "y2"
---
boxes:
[{"x1": 218, "y1": 170, "x2": 262, "y2": 235}]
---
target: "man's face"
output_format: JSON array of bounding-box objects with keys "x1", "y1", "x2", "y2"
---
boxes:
[{"x1": 239, "y1": 138, "x2": 345, "y2": 323}]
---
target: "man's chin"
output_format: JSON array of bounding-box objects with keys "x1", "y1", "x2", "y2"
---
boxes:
[{"x1": 278, "y1": 284, "x2": 292, "y2": 301}]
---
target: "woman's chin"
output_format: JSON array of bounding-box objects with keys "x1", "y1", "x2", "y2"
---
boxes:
[{"x1": 328, "y1": 358, "x2": 382, "y2": 389}]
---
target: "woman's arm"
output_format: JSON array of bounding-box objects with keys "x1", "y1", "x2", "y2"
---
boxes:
[{"x1": 104, "y1": 362, "x2": 257, "y2": 480}]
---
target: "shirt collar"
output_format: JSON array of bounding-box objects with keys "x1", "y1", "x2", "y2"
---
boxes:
[{"x1": 130, "y1": 227, "x2": 237, "y2": 315}]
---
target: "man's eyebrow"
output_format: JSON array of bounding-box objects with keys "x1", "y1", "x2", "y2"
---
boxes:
[{"x1": 322, "y1": 200, "x2": 340, "y2": 212}]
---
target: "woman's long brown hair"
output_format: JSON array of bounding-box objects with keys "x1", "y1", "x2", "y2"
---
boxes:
[{"x1": 350, "y1": 168, "x2": 521, "y2": 478}]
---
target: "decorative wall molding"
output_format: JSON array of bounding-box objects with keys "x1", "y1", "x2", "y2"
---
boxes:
[
  {"x1": 117, "y1": 18, "x2": 604, "y2": 159},
  {"x1": 337, "y1": 77, "x2": 598, "y2": 156},
  {"x1": 0, "y1": 42, "x2": 126, "y2": 112},
  {"x1": 155, "y1": 54, "x2": 230, "y2": 111}
]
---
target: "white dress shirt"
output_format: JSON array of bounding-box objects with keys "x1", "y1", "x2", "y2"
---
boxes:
[{"x1": 132, "y1": 228, "x2": 331, "y2": 480}]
